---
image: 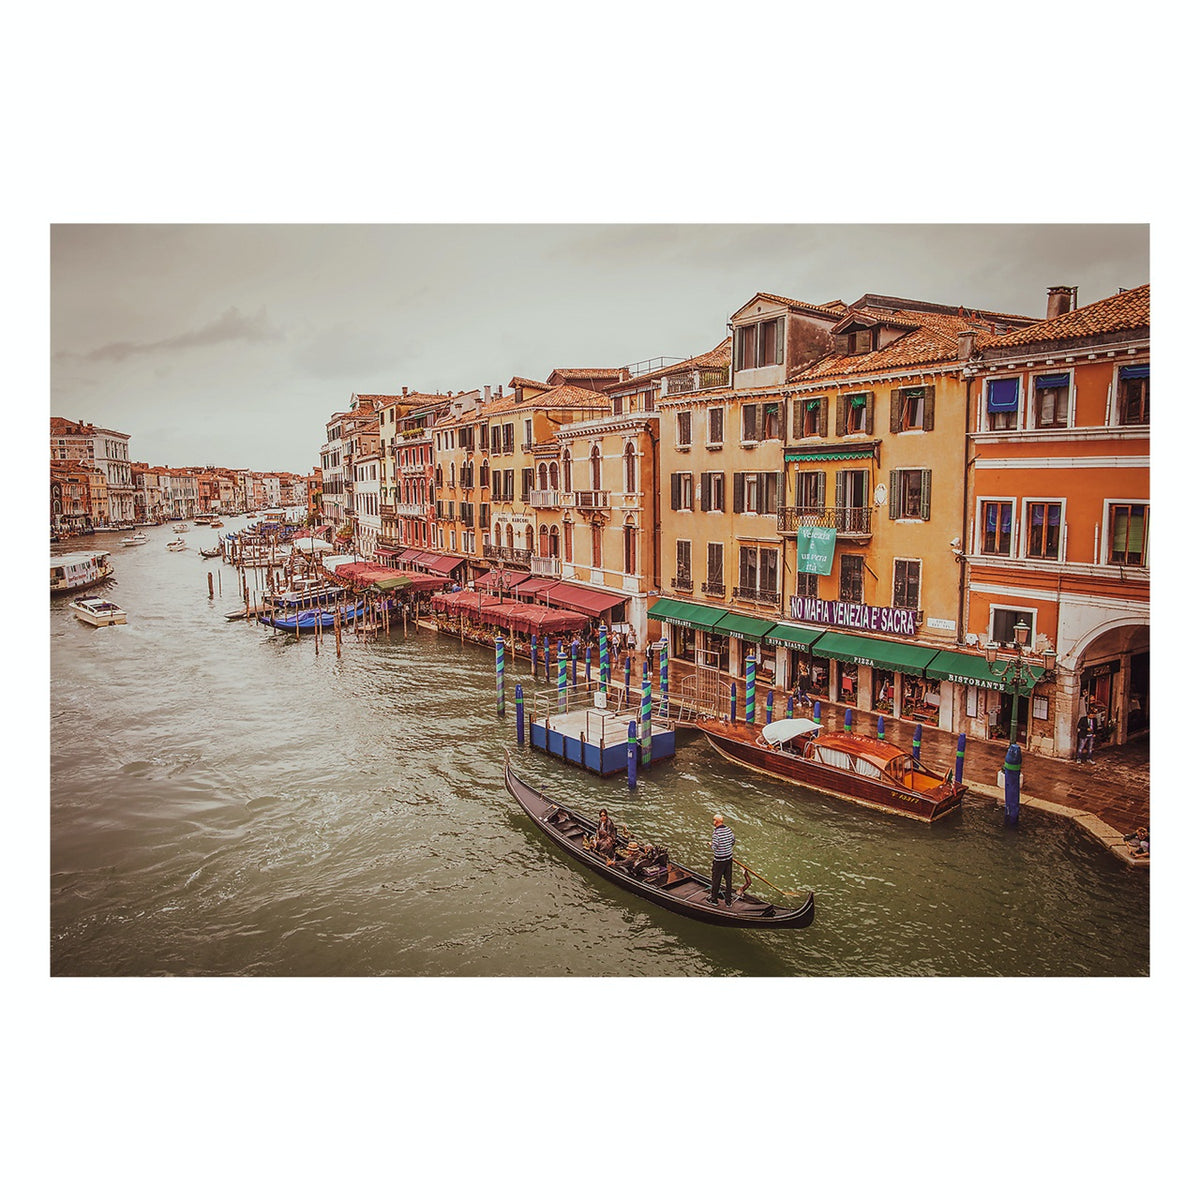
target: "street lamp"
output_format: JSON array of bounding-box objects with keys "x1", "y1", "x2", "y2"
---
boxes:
[{"x1": 984, "y1": 619, "x2": 1057, "y2": 742}]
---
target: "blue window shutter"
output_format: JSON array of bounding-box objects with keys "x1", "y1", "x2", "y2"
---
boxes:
[
  {"x1": 1119, "y1": 364, "x2": 1150, "y2": 380},
  {"x1": 987, "y1": 378, "x2": 1020, "y2": 412}
]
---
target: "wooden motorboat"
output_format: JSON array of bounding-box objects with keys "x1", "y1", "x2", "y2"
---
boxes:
[
  {"x1": 502, "y1": 753, "x2": 815, "y2": 929},
  {"x1": 69, "y1": 594, "x2": 127, "y2": 626},
  {"x1": 166, "y1": 538, "x2": 187, "y2": 552},
  {"x1": 120, "y1": 533, "x2": 148, "y2": 546},
  {"x1": 173, "y1": 524, "x2": 189, "y2": 532},
  {"x1": 696, "y1": 716, "x2": 964, "y2": 823}
]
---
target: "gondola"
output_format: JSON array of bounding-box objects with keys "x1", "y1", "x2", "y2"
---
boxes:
[{"x1": 502, "y1": 752, "x2": 815, "y2": 929}]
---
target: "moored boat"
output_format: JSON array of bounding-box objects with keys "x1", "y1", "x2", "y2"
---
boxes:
[
  {"x1": 68, "y1": 594, "x2": 127, "y2": 626},
  {"x1": 696, "y1": 716, "x2": 964, "y2": 823},
  {"x1": 50, "y1": 551, "x2": 114, "y2": 595},
  {"x1": 502, "y1": 753, "x2": 816, "y2": 928},
  {"x1": 257, "y1": 597, "x2": 364, "y2": 632}
]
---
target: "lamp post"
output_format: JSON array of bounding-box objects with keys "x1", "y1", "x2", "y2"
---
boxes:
[{"x1": 984, "y1": 619, "x2": 1057, "y2": 743}]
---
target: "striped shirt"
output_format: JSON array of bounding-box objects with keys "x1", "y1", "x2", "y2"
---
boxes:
[{"x1": 712, "y1": 825, "x2": 735, "y2": 861}]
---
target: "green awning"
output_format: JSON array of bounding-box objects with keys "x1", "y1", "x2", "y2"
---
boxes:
[
  {"x1": 810, "y1": 630, "x2": 940, "y2": 675},
  {"x1": 924, "y1": 648, "x2": 1046, "y2": 692},
  {"x1": 784, "y1": 447, "x2": 875, "y2": 462},
  {"x1": 712, "y1": 611, "x2": 777, "y2": 640},
  {"x1": 372, "y1": 576, "x2": 412, "y2": 591},
  {"x1": 647, "y1": 596, "x2": 725, "y2": 632},
  {"x1": 764, "y1": 622, "x2": 826, "y2": 651}
]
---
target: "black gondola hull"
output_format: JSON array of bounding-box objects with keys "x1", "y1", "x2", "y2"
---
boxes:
[{"x1": 503, "y1": 755, "x2": 815, "y2": 929}]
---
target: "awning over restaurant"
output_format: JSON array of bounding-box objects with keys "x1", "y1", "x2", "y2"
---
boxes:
[
  {"x1": 810, "y1": 630, "x2": 941, "y2": 675},
  {"x1": 712, "y1": 611, "x2": 777, "y2": 641},
  {"x1": 545, "y1": 582, "x2": 621, "y2": 619},
  {"x1": 416, "y1": 553, "x2": 466, "y2": 576},
  {"x1": 513, "y1": 576, "x2": 557, "y2": 599},
  {"x1": 763, "y1": 622, "x2": 826, "y2": 651},
  {"x1": 923, "y1": 648, "x2": 1046, "y2": 692},
  {"x1": 647, "y1": 597, "x2": 725, "y2": 632},
  {"x1": 398, "y1": 549, "x2": 424, "y2": 566}
]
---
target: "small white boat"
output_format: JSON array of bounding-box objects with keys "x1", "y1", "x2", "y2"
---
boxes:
[
  {"x1": 51, "y1": 550, "x2": 114, "y2": 594},
  {"x1": 69, "y1": 595, "x2": 127, "y2": 626},
  {"x1": 166, "y1": 538, "x2": 187, "y2": 552},
  {"x1": 120, "y1": 533, "x2": 148, "y2": 546},
  {"x1": 173, "y1": 524, "x2": 189, "y2": 532}
]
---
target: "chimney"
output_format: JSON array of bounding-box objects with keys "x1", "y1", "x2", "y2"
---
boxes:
[
  {"x1": 957, "y1": 329, "x2": 977, "y2": 360},
  {"x1": 402, "y1": 387, "x2": 408, "y2": 397},
  {"x1": 1046, "y1": 286, "x2": 1075, "y2": 320},
  {"x1": 484, "y1": 385, "x2": 492, "y2": 403}
]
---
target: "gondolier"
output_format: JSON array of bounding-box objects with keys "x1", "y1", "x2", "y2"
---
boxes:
[{"x1": 709, "y1": 815, "x2": 735, "y2": 907}]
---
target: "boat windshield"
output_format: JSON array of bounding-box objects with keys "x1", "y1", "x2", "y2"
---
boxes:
[{"x1": 809, "y1": 744, "x2": 883, "y2": 780}]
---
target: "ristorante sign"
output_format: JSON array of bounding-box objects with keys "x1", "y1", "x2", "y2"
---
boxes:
[{"x1": 789, "y1": 595, "x2": 919, "y2": 637}]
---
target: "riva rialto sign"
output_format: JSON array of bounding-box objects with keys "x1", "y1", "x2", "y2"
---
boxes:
[{"x1": 790, "y1": 595, "x2": 918, "y2": 637}]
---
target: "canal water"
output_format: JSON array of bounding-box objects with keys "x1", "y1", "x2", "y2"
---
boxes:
[{"x1": 50, "y1": 519, "x2": 1150, "y2": 977}]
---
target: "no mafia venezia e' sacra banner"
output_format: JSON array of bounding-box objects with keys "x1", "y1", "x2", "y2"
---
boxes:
[{"x1": 788, "y1": 595, "x2": 920, "y2": 638}]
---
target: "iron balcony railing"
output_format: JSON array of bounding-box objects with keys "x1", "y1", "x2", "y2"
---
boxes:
[
  {"x1": 499, "y1": 546, "x2": 533, "y2": 566},
  {"x1": 671, "y1": 575, "x2": 693, "y2": 592},
  {"x1": 732, "y1": 586, "x2": 782, "y2": 607},
  {"x1": 777, "y1": 505, "x2": 873, "y2": 536},
  {"x1": 701, "y1": 580, "x2": 725, "y2": 597}
]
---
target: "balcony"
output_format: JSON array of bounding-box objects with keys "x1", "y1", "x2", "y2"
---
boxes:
[
  {"x1": 530, "y1": 554, "x2": 561, "y2": 577},
  {"x1": 573, "y1": 490, "x2": 611, "y2": 511},
  {"x1": 530, "y1": 489, "x2": 561, "y2": 507},
  {"x1": 617, "y1": 491, "x2": 641, "y2": 510},
  {"x1": 732, "y1": 586, "x2": 782, "y2": 607},
  {"x1": 400, "y1": 461, "x2": 427, "y2": 476},
  {"x1": 701, "y1": 580, "x2": 725, "y2": 598},
  {"x1": 396, "y1": 502, "x2": 426, "y2": 517},
  {"x1": 671, "y1": 575, "x2": 693, "y2": 592},
  {"x1": 777, "y1": 505, "x2": 873, "y2": 539},
  {"x1": 498, "y1": 545, "x2": 533, "y2": 566}
]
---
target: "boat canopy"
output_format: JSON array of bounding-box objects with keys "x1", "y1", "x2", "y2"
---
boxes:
[{"x1": 762, "y1": 718, "x2": 822, "y2": 746}]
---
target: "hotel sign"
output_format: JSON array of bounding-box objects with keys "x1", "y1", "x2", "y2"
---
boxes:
[{"x1": 790, "y1": 595, "x2": 919, "y2": 637}]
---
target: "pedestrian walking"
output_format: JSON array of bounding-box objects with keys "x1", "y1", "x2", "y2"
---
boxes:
[
  {"x1": 709, "y1": 814, "x2": 736, "y2": 907},
  {"x1": 1076, "y1": 710, "x2": 1097, "y2": 763}
]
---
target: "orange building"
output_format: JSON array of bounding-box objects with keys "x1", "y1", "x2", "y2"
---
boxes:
[{"x1": 962, "y1": 285, "x2": 1149, "y2": 757}]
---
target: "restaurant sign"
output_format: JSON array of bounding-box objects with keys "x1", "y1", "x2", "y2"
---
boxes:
[{"x1": 790, "y1": 595, "x2": 919, "y2": 637}]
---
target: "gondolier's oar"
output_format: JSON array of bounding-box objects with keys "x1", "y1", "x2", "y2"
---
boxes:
[{"x1": 732, "y1": 857, "x2": 808, "y2": 899}]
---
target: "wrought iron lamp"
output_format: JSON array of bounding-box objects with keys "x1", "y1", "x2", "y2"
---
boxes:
[{"x1": 984, "y1": 619, "x2": 1056, "y2": 743}]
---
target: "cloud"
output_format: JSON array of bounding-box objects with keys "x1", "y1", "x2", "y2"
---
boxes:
[{"x1": 61, "y1": 305, "x2": 285, "y2": 364}]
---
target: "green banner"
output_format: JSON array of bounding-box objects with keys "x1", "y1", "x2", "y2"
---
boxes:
[{"x1": 796, "y1": 525, "x2": 836, "y2": 576}]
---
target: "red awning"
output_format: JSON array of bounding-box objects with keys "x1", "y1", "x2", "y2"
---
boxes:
[
  {"x1": 419, "y1": 553, "x2": 466, "y2": 576},
  {"x1": 513, "y1": 576, "x2": 556, "y2": 599},
  {"x1": 544, "y1": 582, "x2": 621, "y2": 619},
  {"x1": 398, "y1": 549, "x2": 424, "y2": 566}
]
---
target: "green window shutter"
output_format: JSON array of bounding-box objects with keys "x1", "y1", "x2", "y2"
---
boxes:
[
  {"x1": 776, "y1": 316, "x2": 785, "y2": 364},
  {"x1": 923, "y1": 386, "x2": 936, "y2": 431},
  {"x1": 835, "y1": 471, "x2": 846, "y2": 511},
  {"x1": 670, "y1": 473, "x2": 681, "y2": 510},
  {"x1": 792, "y1": 399, "x2": 804, "y2": 439},
  {"x1": 818, "y1": 396, "x2": 829, "y2": 438},
  {"x1": 890, "y1": 389, "x2": 903, "y2": 433},
  {"x1": 816, "y1": 471, "x2": 826, "y2": 508},
  {"x1": 888, "y1": 470, "x2": 899, "y2": 519},
  {"x1": 836, "y1": 395, "x2": 847, "y2": 436},
  {"x1": 864, "y1": 391, "x2": 875, "y2": 435},
  {"x1": 920, "y1": 470, "x2": 932, "y2": 521}
]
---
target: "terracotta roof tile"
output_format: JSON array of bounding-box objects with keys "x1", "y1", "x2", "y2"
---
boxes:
[{"x1": 986, "y1": 284, "x2": 1149, "y2": 348}]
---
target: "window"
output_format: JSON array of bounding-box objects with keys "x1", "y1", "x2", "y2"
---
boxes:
[
  {"x1": 676, "y1": 411, "x2": 692, "y2": 448},
  {"x1": 834, "y1": 469, "x2": 870, "y2": 533},
  {"x1": 591, "y1": 524, "x2": 602, "y2": 568},
  {"x1": 623, "y1": 444, "x2": 636, "y2": 493},
  {"x1": 837, "y1": 392, "x2": 874, "y2": 435},
  {"x1": 706, "y1": 543, "x2": 724, "y2": 590},
  {"x1": 795, "y1": 470, "x2": 825, "y2": 511},
  {"x1": 795, "y1": 572, "x2": 818, "y2": 600},
  {"x1": 502, "y1": 424, "x2": 515, "y2": 455},
  {"x1": 893, "y1": 559, "x2": 921, "y2": 609},
  {"x1": 981, "y1": 500, "x2": 1014, "y2": 555},
  {"x1": 675, "y1": 540, "x2": 692, "y2": 587},
  {"x1": 491, "y1": 426, "x2": 502, "y2": 455},
  {"x1": 707, "y1": 407, "x2": 724, "y2": 446},
  {"x1": 1117, "y1": 364, "x2": 1149, "y2": 425},
  {"x1": 839, "y1": 554, "x2": 864, "y2": 603},
  {"x1": 1026, "y1": 502, "x2": 1062, "y2": 559},
  {"x1": 986, "y1": 377, "x2": 1020, "y2": 431},
  {"x1": 563, "y1": 520, "x2": 573, "y2": 561},
  {"x1": 623, "y1": 524, "x2": 636, "y2": 574},
  {"x1": 1033, "y1": 373, "x2": 1070, "y2": 428},
  {"x1": 990, "y1": 607, "x2": 1035, "y2": 646},
  {"x1": 520, "y1": 468, "x2": 533, "y2": 502},
  {"x1": 549, "y1": 525, "x2": 560, "y2": 558},
  {"x1": 737, "y1": 547, "x2": 780, "y2": 600},
  {"x1": 733, "y1": 471, "x2": 780, "y2": 515},
  {"x1": 889, "y1": 469, "x2": 931, "y2": 520},
  {"x1": 742, "y1": 404, "x2": 760, "y2": 442},
  {"x1": 612, "y1": 395, "x2": 624, "y2": 416},
  {"x1": 734, "y1": 317, "x2": 784, "y2": 370},
  {"x1": 1109, "y1": 503, "x2": 1148, "y2": 565},
  {"x1": 561, "y1": 451, "x2": 572, "y2": 492},
  {"x1": 699, "y1": 471, "x2": 725, "y2": 512},
  {"x1": 794, "y1": 395, "x2": 828, "y2": 439},
  {"x1": 763, "y1": 402, "x2": 781, "y2": 440},
  {"x1": 589, "y1": 447, "x2": 602, "y2": 491},
  {"x1": 890, "y1": 386, "x2": 935, "y2": 432},
  {"x1": 670, "y1": 472, "x2": 695, "y2": 511}
]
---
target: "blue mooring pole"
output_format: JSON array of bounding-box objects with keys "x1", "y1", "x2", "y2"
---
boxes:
[
  {"x1": 585, "y1": 644, "x2": 592, "y2": 683},
  {"x1": 627, "y1": 719, "x2": 638, "y2": 790},
  {"x1": 877, "y1": 714, "x2": 886, "y2": 740},
  {"x1": 844, "y1": 707, "x2": 853, "y2": 733},
  {"x1": 955, "y1": 732, "x2": 967, "y2": 784},
  {"x1": 765, "y1": 689, "x2": 774, "y2": 726},
  {"x1": 729, "y1": 682, "x2": 737, "y2": 724},
  {"x1": 544, "y1": 641, "x2": 551, "y2": 682},
  {"x1": 515, "y1": 683, "x2": 525, "y2": 746},
  {"x1": 571, "y1": 638, "x2": 579, "y2": 686},
  {"x1": 814, "y1": 700, "x2": 821, "y2": 722},
  {"x1": 1004, "y1": 743, "x2": 1022, "y2": 826},
  {"x1": 912, "y1": 722, "x2": 922, "y2": 763},
  {"x1": 787, "y1": 691, "x2": 795, "y2": 720}
]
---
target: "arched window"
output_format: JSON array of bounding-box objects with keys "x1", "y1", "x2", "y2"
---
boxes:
[
  {"x1": 539, "y1": 523, "x2": 550, "y2": 556},
  {"x1": 549, "y1": 525, "x2": 560, "y2": 558},
  {"x1": 538, "y1": 462, "x2": 548, "y2": 490},
  {"x1": 525, "y1": 525, "x2": 534, "y2": 551},
  {"x1": 590, "y1": 446, "x2": 602, "y2": 491},
  {"x1": 549, "y1": 460, "x2": 559, "y2": 490},
  {"x1": 623, "y1": 443, "x2": 636, "y2": 493},
  {"x1": 505, "y1": 523, "x2": 514, "y2": 549},
  {"x1": 563, "y1": 520, "x2": 573, "y2": 562},
  {"x1": 561, "y1": 450, "x2": 572, "y2": 493},
  {"x1": 624, "y1": 522, "x2": 637, "y2": 574},
  {"x1": 494, "y1": 522, "x2": 502, "y2": 547}
]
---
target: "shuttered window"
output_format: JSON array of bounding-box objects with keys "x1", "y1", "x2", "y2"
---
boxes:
[
  {"x1": 890, "y1": 386, "x2": 935, "y2": 432},
  {"x1": 706, "y1": 542, "x2": 724, "y2": 585},
  {"x1": 889, "y1": 469, "x2": 931, "y2": 521}
]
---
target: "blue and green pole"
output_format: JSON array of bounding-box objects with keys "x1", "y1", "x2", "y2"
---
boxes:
[
  {"x1": 571, "y1": 638, "x2": 579, "y2": 686},
  {"x1": 627, "y1": 720, "x2": 638, "y2": 790},
  {"x1": 1004, "y1": 743, "x2": 1022, "y2": 826},
  {"x1": 765, "y1": 688, "x2": 774, "y2": 726},
  {"x1": 912, "y1": 723, "x2": 922, "y2": 763},
  {"x1": 515, "y1": 683, "x2": 525, "y2": 746},
  {"x1": 745, "y1": 652, "x2": 756, "y2": 725},
  {"x1": 599, "y1": 624, "x2": 609, "y2": 696},
  {"x1": 955, "y1": 732, "x2": 967, "y2": 785},
  {"x1": 641, "y1": 661, "x2": 652, "y2": 767},
  {"x1": 495, "y1": 634, "x2": 505, "y2": 716},
  {"x1": 557, "y1": 645, "x2": 567, "y2": 713}
]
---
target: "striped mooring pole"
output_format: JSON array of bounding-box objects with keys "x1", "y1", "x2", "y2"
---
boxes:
[
  {"x1": 745, "y1": 653, "x2": 756, "y2": 725},
  {"x1": 557, "y1": 646, "x2": 567, "y2": 713},
  {"x1": 571, "y1": 638, "x2": 579, "y2": 686},
  {"x1": 912, "y1": 723, "x2": 922, "y2": 763},
  {"x1": 530, "y1": 633, "x2": 538, "y2": 679},
  {"x1": 515, "y1": 683, "x2": 525, "y2": 746},
  {"x1": 955, "y1": 732, "x2": 967, "y2": 784},
  {"x1": 659, "y1": 643, "x2": 669, "y2": 717},
  {"x1": 495, "y1": 634, "x2": 505, "y2": 716},
  {"x1": 765, "y1": 689, "x2": 774, "y2": 726},
  {"x1": 585, "y1": 644, "x2": 592, "y2": 683},
  {"x1": 627, "y1": 720, "x2": 638, "y2": 790},
  {"x1": 640, "y1": 661, "x2": 652, "y2": 767},
  {"x1": 599, "y1": 624, "x2": 609, "y2": 695}
]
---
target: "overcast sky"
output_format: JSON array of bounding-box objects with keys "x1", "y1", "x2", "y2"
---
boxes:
[{"x1": 49, "y1": 223, "x2": 1149, "y2": 475}]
